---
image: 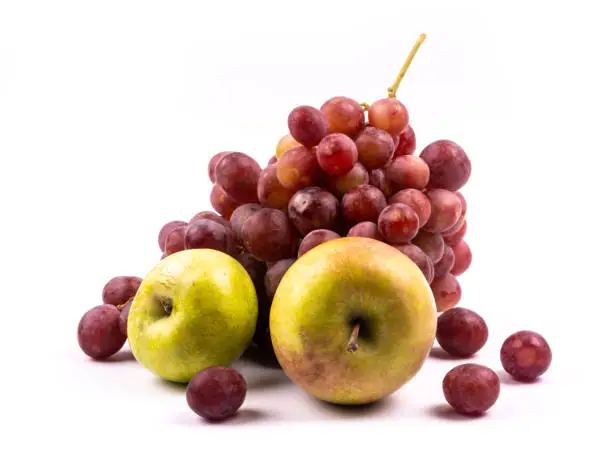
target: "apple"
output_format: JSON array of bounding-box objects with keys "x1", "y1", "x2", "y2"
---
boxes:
[
  {"x1": 128, "y1": 249, "x2": 258, "y2": 383},
  {"x1": 269, "y1": 237, "x2": 437, "y2": 405}
]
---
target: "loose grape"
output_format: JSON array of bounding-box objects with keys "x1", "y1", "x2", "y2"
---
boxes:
[
  {"x1": 288, "y1": 105, "x2": 328, "y2": 148},
  {"x1": 242, "y1": 208, "x2": 298, "y2": 262},
  {"x1": 420, "y1": 140, "x2": 471, "y2": 191},
  {"x1": 77, "y1": 304, "x2": 126, "y2": 360},
  {"x1": 297, "y1": 229, "x2": 340, "y2": 257},
  {"x1": 276, "y1": 133, "x2": 301, "y2": 159},
  {"x1": 451, "y1": 240, "x2": 472, "y2": 276},
  {"x1": 389, "y1": 189, "x2": 431, "y2": 228},
  {"x1": 354, "y1": 126, "x2": 395, "y2": 170},
  {"x1": 377, "y1": 203, "x2": 419, "y2": 244},
  {"x1": 215, "y1": 152, "x2": 261, "y2": 203},
  {"x1": 341, "y1": 184, "x2": 387, "y2": 225},
  {"x1": 394, "y1": 124, "x2": 416, "y2": 157},
  {"x1": 431, "y1": 273, "x2": 462, "y2": 312},
  {"x1": 186, "y1": 366, "x2": 247, "y2": 422},
  {"x1": 264, "y1": 258, "x2": 296, "y2": 298},
  {"x1": 327, "y1": 162, "x2": 369, "y2": 196},
  {"x1": 257, "y1": 164, "x2": 294, "y2": 210},
  {"x1": 412, "y1": 231, "x2": 445, "y2": 263},
  {"x1": 210, "y1": 184, "x2": 241, "y2": 220},
  {"x1": 185, "y1": 219, "x2": 236, "y2": 255},
  {"x1": 367, "y1": 98, "x2": 409, "y2": 136},
  {"x1": 424, "y1": 189, "x2": 462, "y2": 233},
  {"x1": 287, "y1": 187, "x2": 339, "y2": 236},
  {"x1": 443, "y1": 364, "x2": 500, "y2": 416},
  {"x1": 369, "y1": 169, "x2": 392, "y2": 196},
  {"x1": 276, "y1": 146, "x2": 322, "y2": 190},
  {"x1": 102, "y1": 276, "x2": 142, "y2": 307},
  {"x1": 316, "y1": 133, "x2": 358, "y2": 176},
  {"x1": 320, "y1": 96, "x2": 365, "y2": 137},
  {"x1": 393, "y1": 244, "x2": 434, "y2": 283},
  {"x1": 436, "y1": 308, "x2": 488, "y2": 358},
  {"x1": 208, "y1": 151, "x2": 230, "y2": 183},
  {"x1": 500, "y1": 331, "x2": 552, "y2": 382},
  {"x1": 385, "y1": 155, "x2": 430, "y2": 192},
  {"x1": 230, "y1": 204, "x2": 262, "y2": 242},
  {"x1": 434, "y1": 245, "x2": 455, "y2": 277},
  {"x1": 164, "y1": 224, "x2": 187, "y2": 255},
  {"x1": 347, "y1": 221, "x2": 383, "y2": 241},
  {"x1": 158, "y1": 221, "x2": 187, "y2": 252}
]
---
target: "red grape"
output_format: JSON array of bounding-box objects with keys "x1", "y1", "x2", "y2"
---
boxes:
[
  {"x1": 389, "y1": 189, "x2": 431, "y2": 228},
  {"x1": 443, "y1": 364, "x2": 500, "y2": 416},
  {"x1": 242, "y1": 208, "x2": 298, "y2": 262},
  {"x1": 443, "y1": 220, "x2": 467, "y2": 247},
  {"x1": 367, "y1": 98, "x2": 409, "y2": 136},
  {"x1": 297, "y1": 229, "x2": 340, "y2": 257},
  {"x1": 436, "y1": 308, "x2": 488, "y2": 358},
  {"x1": 424, "y1": 189, "x2": 462, "y2": 233},
  {"x1": 164, "y1": 224, "x2": 187, "y2": 255},
  {"x1": 189, "y1": 211, "x2": 230, "y2": 229},
  {"x1": 257, "y1": 164, "x2": 294, "y2": 210},
  {"x1": 158, "y1": 221, "x2": 187, "y2": 252},
  {"x1": 377, "y1": 203, "x2": 419, "y2": 244},
  {"x1": 412, "y1": 231, "x2": 445, "y2": 263},
  {"x1": 354, "y1": 126, "x2": 395, "y2": 170},
  {"x1": 393, "y1": 244, "x2": 434, "y2": 283},
  {"x1": 276, "y1": 146, "x2": 321, "y2": 190},
  {"x1": 451, "y1": 240, "x2": 472, "y2": 276},
  {"x1": 394, "y1": 124, "x2": 416, "y2": 157},
  {"x1": 268, "y1": 156, "x2": 277, "y2": 165},
  {"x1": 230, "y1": 204, "x2": 262, "y2": 242},
  {"x1": 441, "y1": 192, "x2": 467, "y2": 236},
  {"x1": 347, "y1": 221, "x2": 383, "y2": 241},
  {"x1": 186, "y1": 366, "x2": 247, "y2": 422},
  {"x1": 237, "y1": 252, "x2": 267, "y2": 289},
  {"x1": 434, "y1": 244, "x2": 455, "y2": 277},
  {"x1": 320, "y1": 96, "x2": 365, "y2": 138},
  {"x1": 77, "y1": 304, "x2": 126, "y2": 360},
  {"x1": 341, "y1": 184, "x2": 387, "y2": 225},
  {"x1": 500, "y1": 331, "x2": 552, "y2": 382},
  {"x1": 185, "y1": 219, "x2": 236, "y2": 255},
  {"x1": 215, "y1": 152, "x2": 261, "y2": 203},
  {"x1": 431, "y1": 273, "x2": 462, "y2": 312},
  {"x1": 208, "y1": 151, "x2": 230, "y2": 183},
  {"x1": 327, "y1": 162, "x2": 369, "y2": 196},
  {"x1": 118, "y1": 300, "x2": 132, "y2": 337},
  {"x1": 210, "y1": 184, "x2": 240, "y2": 220},
  {"x1": 369, "y1": 169, "x2": 392, "y2": 196},
  {"x1": 316, "y1": 133, "x2": 358, "y2": 176},
  {"x1": 276, "y1": 133, "x2": 301, "y2": 159},
  {"x1": 264, "y1": 258, "x2": 296, "y2": 298},
  {"x1": 385, "y1": 155, "x2": 430, "y2": 192},
  {"x1": 287, "y1": 186, "x2": 339, "y2": 236},
  {"x1": 420, "y1": 140, "x2": 471, "y2": 191},
  {"x1": 288, "y1": 105, "x2": 328, "y2": 148},
  {"x1": 102, "y1": 276, "x2": 142, "y2": 307}
]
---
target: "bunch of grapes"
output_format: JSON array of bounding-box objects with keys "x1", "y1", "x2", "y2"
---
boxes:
[{"x1": 153, "y1": 93, "x2": 472, "y2": 357}]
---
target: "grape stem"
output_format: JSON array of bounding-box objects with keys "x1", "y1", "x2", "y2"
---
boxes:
[
  {"x1": 346, "y1": 324, "x2": 361, "y2": 352},
  {"x1": 387, "y1": 33, "x2": 427, "y2": 98}
]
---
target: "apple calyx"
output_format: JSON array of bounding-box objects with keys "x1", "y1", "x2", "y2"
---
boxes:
[
  {"x1": 159, "y1": 296, "x2": 173, "y2": 315},
  {"x1": 346, "y1": 324, "x2": 361, "y2": 352}
]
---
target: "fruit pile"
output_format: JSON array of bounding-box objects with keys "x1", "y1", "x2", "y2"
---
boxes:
[{"x1": 76, "y1": 35, "x2": 552, "y2": 421}]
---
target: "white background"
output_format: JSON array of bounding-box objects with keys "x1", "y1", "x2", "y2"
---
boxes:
[{"x1": 1, "y1": 1, "x2": 610, "y2": 460}]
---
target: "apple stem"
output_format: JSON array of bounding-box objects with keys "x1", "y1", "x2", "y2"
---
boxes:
[
  {"x1": 346, "y1": 324, "x2": 361, "y2": 352},
  {"x1": 387, "y1": 33, "x2": 427, "y2": 99}
]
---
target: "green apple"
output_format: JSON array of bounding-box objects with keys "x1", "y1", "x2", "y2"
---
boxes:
[
  {"x1": 128, "y1": 249, "x2": 257, "y2": 383},
  {"x1": 270, "y1": 237, "x2": 437, "y2": 405}
]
